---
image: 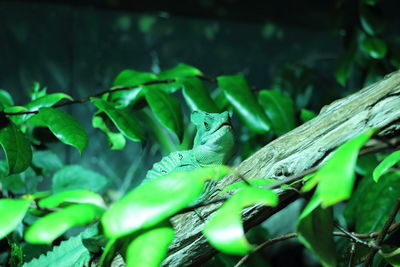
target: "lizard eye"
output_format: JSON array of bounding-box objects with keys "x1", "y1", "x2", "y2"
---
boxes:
[{"x1": 203, "y1": 122, "x2": 209, "y2": 130}]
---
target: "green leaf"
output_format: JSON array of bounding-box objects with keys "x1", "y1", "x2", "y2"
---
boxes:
[
  {"x1": 38, "y1": 189, "x2": 105, "y2": 209},
  {"x1": 23, "y1": 234, "x2": 91, "y2": 267},
  {"x1": 25, "y1": 204, "x2": 104, "y2": 244},
  {"x1": 390, "y1": 54, "x2": 400, "y2": 69},
  {"x1": 335, "y1": 35, "x2": 357, "y2": 86},
  {"x1": 360, "y1": 5, "x2": 384, "y2": 35},
  {"x1": 203, "y1": 187, "x2": 278, "y2": 255},
  {"x1": 143, "y1": 87, "x2": 183, "y2": 140},
  {"x1": 218, "y1": 75, "x2": 271, "y2": 134},
  {"x1": 0, "y1": 90, "x2": 14, "y2": 107},
  {"x1": 29, "y1": 82, "x2": 47, "y2": 101},
  {"x1": 0, "y1": 199, "x2": 31, "y2": 239},
  {"x1": 344, "y1": 172, "x2": 400, "y2": 233},
  {"x1": 297, "y1": 194, "x2": 336, "y2": 267},
  {"x1": 102, "y1": 166, "x2": 230, "y2": 238},
  {"x1": 28, "y1": 108, "x2": 88, "y2": 154},
  {"x1": 92, "y1": 115, "x2": 126, "y2": 150},
  {"x1": 302, "y1": 129, "x2": 375, "y2": 206},
  {"x1": 126, "y1": 224, "x2": 174, "y2": 267},
  {"x1": 373, "y1": 150, "x2": 400, "y2": 182},
  {"x1": 25, "y1": 93, "x2": 72, "y2": 111},
  {"x1": 32, "y1": 150, "x2": 63, "y2": 175},
  {"x1": 112, "y1": 70, "x2": 157, "y2": 88},
  {"x1": 381, "y1": 246, "x2": 400, "y2": 267},
  {"x1": 157, "y1": 64, "x2": 202, "y2": 80},
  {"x1": 91, "y1": 98, "x2": 144, "y2": 142},
  {"x1": 258, "y1": 89, "x2": 295, "y2": 136},
  {"x1": 0, "y1": 118, "x2": 32, "y2": 174},
  {"x1": 222, "y1": 178, "x2": 276, "y2": 192},
  {"x1": 300, "y1": 108, "x2": 316, "y2": 123},
  {"x1": 0, "y1": 168, "x2": 26, "y2": 194},
  {"x1": 4, "y1": 106, "x2": 30, "y2": 125},
  {"x1": 179, "y1": 76, "x2": 219, "y2": 113},
  {"x1": 355, "y1": 153, "x2": 378, "y2": 176},
  {"x1": 52, "y1": 165, "x2": 108, "y2": 193},
  {"x1": 361, "y1": 36, "x2": 387, "y2": 59},
  {"x1": 138, "y1": 15, "x2": 157, "y2": 33},
  {"x1": 213, "y1": 88, "x2": 230, "y2": 111},
  {"x1": 110, "y1": 70, "x2": 157, "y2": 108}
]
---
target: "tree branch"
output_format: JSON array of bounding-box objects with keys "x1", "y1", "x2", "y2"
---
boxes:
[
  {"x1": 162, "y1": 70, "x2": 400, "y2": 266},
  {"x1": 3, "y1": 75, "x2": 215, "y2": 115}
]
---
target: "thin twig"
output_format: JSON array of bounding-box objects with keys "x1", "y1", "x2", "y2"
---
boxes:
[
  {"x1": 348, "y1": 242, "x2": 356, "y2": 267},
  {"x1": 176, "y1": 197, "x2": 229, "y2": 215},
  {"x1": 335, "y1": 224, "x2": 377, "y2": 248},
  {"x1": 234, "y1": 222, "x2": 400, "y2": 267},
  {"x1": 233, "y1": 233, "x2": 297, "y2": 267},
  {"x1": 363, "y1": 199, "x2": 400, "y2": 266},
  {"x1": 3, "y1": 76, "x2": 215, "y2": 116}
]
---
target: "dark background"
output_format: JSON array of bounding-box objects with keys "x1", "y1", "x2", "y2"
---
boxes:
[{"x1": 0, "y1": 0, "x2": 345, "y2": 181}]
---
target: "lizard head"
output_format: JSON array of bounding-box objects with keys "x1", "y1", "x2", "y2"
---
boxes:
[{"x1": 191, "y1": 110, "x2": 235, "y2": 165}]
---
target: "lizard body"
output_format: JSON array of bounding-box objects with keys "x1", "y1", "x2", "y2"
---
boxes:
[{"x1": 144, "y1": 110, "x2": 234, "y2": 181}]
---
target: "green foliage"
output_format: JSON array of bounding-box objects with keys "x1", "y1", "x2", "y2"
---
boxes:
[
  {"x1": 297, "y1": 195, "x2": 336, "y2": 267},
  {"x1": 28, "y1": 82, "x2": 47, "y2": 101},
  {"x1": 361, "y1": 36, "x2": 387, "y2": 59},
  {"x1": 25, "y1": 204, "x2": 103, "y2": 244},
  {"x1": 179, "y1": 76, "x2": 219, "y2": 112},
  {"x1": 28, "y1": 108, "x2": 88, "y2": 154},
  {"x1": 38, "y1": 189, "x2": 105, "y2": 209},
  {"x1": 4, "y1": 106, "x2": 30, "y2": 125},
  {"x1": 380, "y1": 241, "x2": 400, "y2": 267},
  {"x1": 359, "y1": 5, "x2": 384, "y2": 36},
  {"x1": 0, "y1": 199, "x2": 31, "y2": 239},
  {"x1": 302, "y1": 129, "x2": 375, "y2": 206},
  {"x1": 300, "y1": 108, "x2": 316, "y2": 123},
  {"x1": 102, "y1": 166, "x2": 231, "y2": 239},
  {"x1": 52, "y1": 165, "x2": 108, "y2": 193},
  {"x1": 0, "y1": 118, "x2": 32, "y2": 174},
  {"x1": 0, "y1": 89, "x2": 14, "y2": 107},
  {"x1": 143, "y1": 86, "x2": 184, "y2": 140},
  {"x1": 31, "y1": 150, "x2": 63, "y2": 175},
  {"x1": 156, "y1": 63, "x2": 202, "y2": 79},
  {"x1": 112, "y1": 70, "x2": 157, "y2": 88},
  {"x1": 203, "y1": 187, "x2": 278, "y2": 255},
  {"x1": 25, "y1": 93, "x2": 72, "y2": 112},
  {"x1": 217, "y1": 75, "x2": 271, "y2": 134},
  {"x1": 373, "y1": 150, "x2": 400, "y2": 182},
  {"x1": 92, "y1": 114, "x2": 126, "y2": 150},
  {"x1": 23, "y1": 233, "x2": 92, "y2": 267},
  {"x1": 258, "y1": 89, "x2": 295, "y2": 136},
  {"x1": 125, "y1": 223, "x2": 175, "y2": 267},
  {"x1": 92, "y1": 98, "x2": 144, "y2": 142},
  {"x1": 344, "y1": 172, "x2": 400, "y2": 233}
]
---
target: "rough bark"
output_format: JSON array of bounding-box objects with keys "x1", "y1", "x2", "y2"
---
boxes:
[{"x1": 163, "y1": 70, "x2": 400, "y2": 266}]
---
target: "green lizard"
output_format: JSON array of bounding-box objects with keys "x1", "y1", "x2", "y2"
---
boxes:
[{"x1": 144, "y1": 110, "x2": 235, "y2": 184}]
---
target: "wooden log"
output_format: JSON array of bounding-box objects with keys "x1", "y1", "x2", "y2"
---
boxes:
[{"x1": 163, "y1": 70, "x2": 400, "y2": 266}]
